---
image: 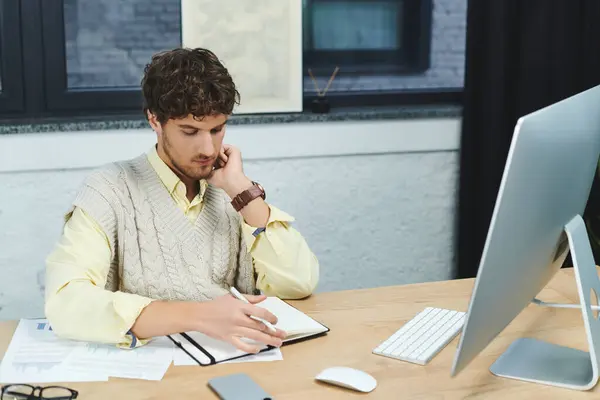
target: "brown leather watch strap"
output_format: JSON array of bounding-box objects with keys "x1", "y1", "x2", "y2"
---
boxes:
[{"x1": 231, "y1": 182, "x2": 266, "y2": 211}]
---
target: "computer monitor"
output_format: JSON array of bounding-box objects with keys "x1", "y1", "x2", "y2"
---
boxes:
[{"x1": 451, "y1": 84, "x2": 600, "y2": 390}]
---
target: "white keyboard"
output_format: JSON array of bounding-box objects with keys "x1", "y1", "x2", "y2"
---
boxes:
[{"x1": 373, "y1": 307, "x2": 466, "y2": 365}]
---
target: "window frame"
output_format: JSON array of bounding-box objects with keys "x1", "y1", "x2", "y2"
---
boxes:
[
  {"x1": 303, "y1": 0, "x2": 432, "y2": 76},
  {"x1": 40, "y1": 0, "x2": 143, "y2": 113},
  {"x1": 0, "y1": 0, "x2": 25, "y2": 113},
  {"x1": 0, "y1": 0, "x2": 460, "y2": 122},
  {"x1": 304, "y1": 88, "x2": 462, "y2": 109}
]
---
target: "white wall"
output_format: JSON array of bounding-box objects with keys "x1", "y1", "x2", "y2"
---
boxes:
[{"x1": 0, "y1": 118, "x2": 460, "y2": 320}]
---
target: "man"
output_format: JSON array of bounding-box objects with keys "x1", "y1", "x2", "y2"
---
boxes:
[{"x1": 44, "y1": 48, "x2": 319, "y2": 353}]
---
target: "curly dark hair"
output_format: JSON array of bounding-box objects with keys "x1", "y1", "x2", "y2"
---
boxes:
[{"x1": 141, "y1": 47, "x2": 240, "y2": 124}]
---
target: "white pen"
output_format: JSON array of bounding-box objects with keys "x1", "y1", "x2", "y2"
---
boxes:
[{"x1": 229, "y1": 287, "x2": 277, "y2": 333}]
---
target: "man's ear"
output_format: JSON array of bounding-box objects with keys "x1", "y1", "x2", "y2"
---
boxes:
[{"x1": 147, "y1": 110, "x2": 161, "y2": 132}]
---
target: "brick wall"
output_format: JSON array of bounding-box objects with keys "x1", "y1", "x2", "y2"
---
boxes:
[
  {"x1": 64, "y1": 0, "x2": 180, "y2": 88},
  {"x1": 64, "y1": 0, "x2": 466, "y2": 93}
]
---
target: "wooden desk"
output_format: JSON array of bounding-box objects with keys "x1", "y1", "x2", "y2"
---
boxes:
[{"x1": 1, "y1": 268, "x2": 597, "y2": 399}]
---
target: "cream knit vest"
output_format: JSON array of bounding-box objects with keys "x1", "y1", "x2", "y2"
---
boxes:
[{"x1": 69, "y1": 154, "x2": 256, "y2": 301}]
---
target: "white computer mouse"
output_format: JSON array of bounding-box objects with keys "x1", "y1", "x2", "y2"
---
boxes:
[{"x1": 315, "y1": 366, "x2": 377, "y2": 393}]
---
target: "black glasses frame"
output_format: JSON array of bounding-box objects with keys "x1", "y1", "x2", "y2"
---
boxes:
[{"x1": 0, "y1": 384, "x2": 78, "y2": 400}]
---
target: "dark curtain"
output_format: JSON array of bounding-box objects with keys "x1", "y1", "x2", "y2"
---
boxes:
[{"x1": 455, "y1": 1, "x2": 600, "y2": 279}]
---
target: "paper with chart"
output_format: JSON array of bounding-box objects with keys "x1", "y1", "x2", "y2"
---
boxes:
[
  {"x1": 0, "y1": 319, "x2": 173, "y2": 383},
  {"x1": 0, "y1": 319, "x2": 106, "y2": 383},
  {"x1": 62, "y1": 336, "x2": 174, "y2": 381},
  {"x1": 9, "y1": 320, "x2": 74, "y2": 363}
]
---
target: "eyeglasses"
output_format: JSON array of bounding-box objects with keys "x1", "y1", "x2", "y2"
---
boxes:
[{"x1": 0, "y1": 385, "x2": 78, "y2": 400}]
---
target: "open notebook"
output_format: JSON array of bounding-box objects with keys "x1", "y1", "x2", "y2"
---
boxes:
[{"x1": 168, "y1": 297, "x2": 329, "y2": 366}]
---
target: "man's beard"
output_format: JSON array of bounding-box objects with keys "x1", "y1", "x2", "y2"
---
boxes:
[
  {"x1": 162, "y1": 138, "x2": 215, "y2": 181},
  {"x1": 172, "y1": 156, "x2": 214, "y2": 181}
]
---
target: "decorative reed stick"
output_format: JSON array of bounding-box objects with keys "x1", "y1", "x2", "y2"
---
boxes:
[
  {"x1": 320, "y1": 66, "x2": 339, "y2": 97},
  {"x1": 308, "y1": 66, "x2": 340, "y2": 97},
  {"x1": 308, "y1": 68, "x2": 322, "y2": 95}
]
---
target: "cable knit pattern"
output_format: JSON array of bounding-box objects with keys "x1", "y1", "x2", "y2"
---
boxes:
[{"x1": 70, "y1": 154, "x2": 257, "y2": 301}]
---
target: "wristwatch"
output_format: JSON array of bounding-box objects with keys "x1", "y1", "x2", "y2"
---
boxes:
[{"x1": 230, "y1": 181, "x2": 266, "y2": 211}]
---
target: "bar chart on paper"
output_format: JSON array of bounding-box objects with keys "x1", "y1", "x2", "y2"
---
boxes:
[
  {"x1": 0, "y1": 319, "x2": 175, "y2": 383},
  {"x1": 62, "y1": 337, "x2": 174, "y2": 381},
  {"x1": 0, "y1": 319, "x2": 103, "y2": 383}
]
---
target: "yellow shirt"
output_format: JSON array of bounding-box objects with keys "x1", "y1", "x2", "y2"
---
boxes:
[{"x1": 45, "y1": 147, "x2": 319, "y2": 347}]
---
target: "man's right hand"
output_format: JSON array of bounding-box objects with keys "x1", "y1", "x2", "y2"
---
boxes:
[{"x1": 194, "y1": 293, "x2": 287, "y2": 353}]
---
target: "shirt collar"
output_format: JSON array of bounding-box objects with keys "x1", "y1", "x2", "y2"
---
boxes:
[{"x1": 146, "y1": 146, "x2": 208, "y2": 200}]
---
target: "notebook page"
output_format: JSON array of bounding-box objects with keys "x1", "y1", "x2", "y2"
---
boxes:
[{"x1": 256, "y1": 297, "x2": 326, "y2": 337}]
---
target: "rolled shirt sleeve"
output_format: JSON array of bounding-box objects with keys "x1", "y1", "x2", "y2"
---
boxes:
[{"x1": 241, "y1": 205, "x2": 319, "y2": 299}]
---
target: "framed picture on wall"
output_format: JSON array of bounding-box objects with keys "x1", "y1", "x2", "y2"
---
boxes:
[{"x1": 181, "y1": 0, "x2": 303, "y2": 114}]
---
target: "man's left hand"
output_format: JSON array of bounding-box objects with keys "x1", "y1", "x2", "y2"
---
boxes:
[{"x1": 208, "y1": 144, "x2": 253, "y2": 198}]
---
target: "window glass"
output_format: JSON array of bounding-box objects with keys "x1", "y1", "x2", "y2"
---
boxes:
[{"x1": 64, "y1": 0, "x2": 181, "y2": 89}]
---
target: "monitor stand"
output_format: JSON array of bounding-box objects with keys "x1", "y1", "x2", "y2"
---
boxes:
[{"x1": 489, "y1": 214, "x2": 600, "y2": 390}]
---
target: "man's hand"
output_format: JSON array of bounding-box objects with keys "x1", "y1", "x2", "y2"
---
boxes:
[
  {"x1": 194, "y1": 293, "x2": 287, "y2": 353},
  {"x1": 208, "y1": 143, "x2": 270, "y2": 226},
  {"x1": 208, "y1": 144, "x2": 253, "y2": 199},
  {"x1": 130, "y1": 294, "x2": 286, "y2": 353}
]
